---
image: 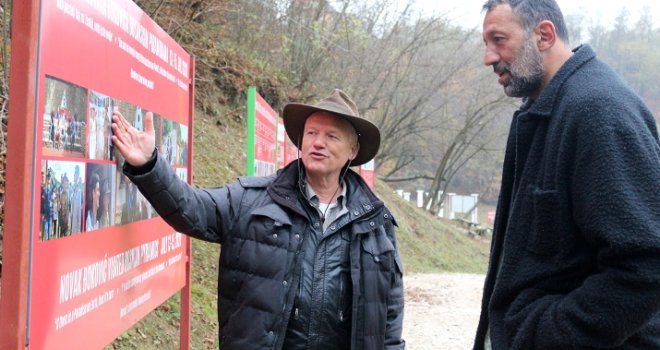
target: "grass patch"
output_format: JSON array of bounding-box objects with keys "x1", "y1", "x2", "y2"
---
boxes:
[{"x1": 375, "y1": 181, "x2": 490, "y2": 274}]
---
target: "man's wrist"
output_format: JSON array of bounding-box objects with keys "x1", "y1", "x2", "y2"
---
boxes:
[{"x1": 124, "y1": 148, "x2": 158, "y2": 176}]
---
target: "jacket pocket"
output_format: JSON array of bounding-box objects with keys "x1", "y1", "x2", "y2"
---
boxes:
[
  {"x1": 250, "y1": 204, "x2": 292, "y2": 226},
  {"x1": 248, "y1": 204, "x2": 292, "y2": 244},
  {"x1": 361, "y1": 226, "x2": 396, "y2": 271},
  {"x1": 526, "y1": 188, "x2": 561, "y2": 255}
]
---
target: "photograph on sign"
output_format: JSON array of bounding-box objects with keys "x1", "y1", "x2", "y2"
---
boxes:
[
  {"x1": 84, "y1": 163, "x2": 117, "y2": 231},
  {"x1": 119, "y1": 101, "x2": 146, "y2": 132},
  {"x1": 153, "y1": 113, "x2": 163, "y2": 153},
  {"x1": 40, "y1": 160, "x2": 87, "y2": 240},
  {"x1": 42, "y1": 76, "x2": 87, "y2": 158},
  {"x1": 162, "y1": 119, "x2": 189, "y2": 167},
  {"x1": 88, "y1": 90, "x2": 118, "y2": 160}
]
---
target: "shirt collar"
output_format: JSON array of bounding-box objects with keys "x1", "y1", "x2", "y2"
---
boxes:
[{"x1": 304, "y1": 180, "x2": 347, "y2": 206}]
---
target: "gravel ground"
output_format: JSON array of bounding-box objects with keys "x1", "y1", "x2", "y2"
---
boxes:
[{"x1": 402, "y1": 273, "x2": 486, "y2": 350}]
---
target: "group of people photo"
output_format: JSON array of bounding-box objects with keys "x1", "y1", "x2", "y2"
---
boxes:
[
  {"x1": 42, "y1": 77, "x2": 87, "y2": 157},
  {"x1": 39, "y1": 160, "x2": 119, "y2": 240},
  {"x1": 39, "y1": 161, "x2": 84, "y2": 240}
]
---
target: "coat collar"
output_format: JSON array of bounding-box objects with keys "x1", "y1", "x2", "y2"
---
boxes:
[
  {"x1": 524, "y1": 44, "x2": 597, "y2": 118},
  {"x1": 267, "y1": 160, "x2": 384, "y2": 220}
]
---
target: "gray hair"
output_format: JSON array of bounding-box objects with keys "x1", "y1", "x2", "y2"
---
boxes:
[{"x1": 482, "y1": 0, "x2": 570, "y2": 43}]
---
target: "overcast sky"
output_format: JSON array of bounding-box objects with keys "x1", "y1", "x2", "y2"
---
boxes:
[{"x1": 412, "y1": 0, "x2": 660, "y2": 31}]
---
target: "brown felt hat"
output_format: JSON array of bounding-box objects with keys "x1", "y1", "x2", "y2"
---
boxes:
[{"x1": 282, "y1": 89, "x2": 380, "y2": 166}]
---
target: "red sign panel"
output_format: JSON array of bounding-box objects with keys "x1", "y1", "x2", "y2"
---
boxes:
[
  {"x1": 5, "y1": 0, "x2": 194, "y2": 348},
  {"x1": 359, "y1": 159, "x2": 375, "y2": 189},
  {"x1": 284, "y1": 133, "x2": 299, "y2": 166},
  {"x1": 254, "y1": 92, "x2": 278, "y2": 175},
  {"x1": 277, "y1": 118, "x2": 299, "y2": 169}
]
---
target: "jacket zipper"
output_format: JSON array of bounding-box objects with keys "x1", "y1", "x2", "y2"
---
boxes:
[
  {"x1": 295, "y1": 265, "x2": 303, "y2": 320},
  {"x1": 339, "y1": 276, "x2": 344, "y2": 322}
]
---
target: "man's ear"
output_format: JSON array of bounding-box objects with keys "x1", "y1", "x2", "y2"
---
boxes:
[
  {"x1": 350, "y1": 143, "x2": 360, "y2": 161},
  {"x1": 535, "y1": 20, "x2": 557, "y2": 51}
]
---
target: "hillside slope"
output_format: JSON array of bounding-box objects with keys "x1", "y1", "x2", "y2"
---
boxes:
[{"x1": 105, "y1": 101, "x2": 489, "y2": 349}]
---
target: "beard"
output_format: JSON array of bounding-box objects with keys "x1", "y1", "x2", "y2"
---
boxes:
[{"x1": 495, "y1": 35, "x2": 544, "y2": 98}]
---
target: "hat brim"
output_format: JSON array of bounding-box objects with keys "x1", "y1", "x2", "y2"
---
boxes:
[{"x1": 282, "y1": 104, "x2": 380, "y2": 166}]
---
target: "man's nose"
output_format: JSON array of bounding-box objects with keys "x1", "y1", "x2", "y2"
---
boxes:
[
  {"x1": 483, "y1": 45, "x2": 499, "y2": 66},
  {"x1": 311, "y1": 134, "x2": 326, "y2": 148}
]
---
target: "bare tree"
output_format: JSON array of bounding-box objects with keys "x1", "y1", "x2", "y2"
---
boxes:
[
  {"x1": 423, "y1": 89, "x2": 511, "y2": 214},
  {"x1": 243, "y1": 0, "x2": 516, "y2": 212}
]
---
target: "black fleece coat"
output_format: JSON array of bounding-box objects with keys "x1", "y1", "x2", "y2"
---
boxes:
[
  {"x1": 125, "y1": 157, "x2": 405, "y2": 350},
  {"x1": 474, "y1": 45, "x2": 660, "y2": 349}
]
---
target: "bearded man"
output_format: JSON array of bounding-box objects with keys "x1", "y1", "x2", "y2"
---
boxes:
[{"x1": 476, "y1": 0, "x2": 660, "y2": 349}]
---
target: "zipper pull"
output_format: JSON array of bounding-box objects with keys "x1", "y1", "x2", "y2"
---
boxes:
[{"x1": 295, "y1": 307, "x2": 299, "y2": 320}]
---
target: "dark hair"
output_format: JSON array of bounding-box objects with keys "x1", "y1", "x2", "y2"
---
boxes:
[
  {"x1": 86, "y1": 173, "x2": 100, "y2": 213},
  {"x1": 482, "y1": 0, "x2": 569, "y2": 43}
]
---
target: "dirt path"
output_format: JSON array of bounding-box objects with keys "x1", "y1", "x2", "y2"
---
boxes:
[{"x1": 403, "y1": 273, "x2": 486, "y2": 350}]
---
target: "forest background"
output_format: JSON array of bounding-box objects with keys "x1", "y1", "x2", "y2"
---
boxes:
[{"x1": 0, "y1": 0, "x2": 659, "y2": 348}]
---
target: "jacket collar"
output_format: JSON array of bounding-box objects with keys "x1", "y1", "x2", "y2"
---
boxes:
[
  {"x1": 525, "y1": 44, "x2": 597, "y2": 118},
  {"x1": 267, "y1": 160, "x2": 384, "y2": 220}
]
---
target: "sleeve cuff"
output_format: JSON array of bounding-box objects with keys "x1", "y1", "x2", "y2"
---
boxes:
[{"x1": 123, "y1": 148, "x2": 158, "y2": 176}]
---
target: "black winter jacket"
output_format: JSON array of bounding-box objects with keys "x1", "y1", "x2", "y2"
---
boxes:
[
  {"x1": 474, "y1": 44, "x2": 660, "y2": 349},
  {"x1": 125, "y1": 157, "x2": 405, "y2": 350}
]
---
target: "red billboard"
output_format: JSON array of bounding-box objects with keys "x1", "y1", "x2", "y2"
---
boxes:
[
  {"x1": 247, "y1": 87, "x2": 278, "y2": 176},
  {"x1": 1, "y1": 0, "x2": 194, "y2": 349},
  {"x1": 277, "y1": 118, "x2": 299, "y2": 169},
  {"x1": 283, "y1": 129, "x2": 299, "y2": 166}
]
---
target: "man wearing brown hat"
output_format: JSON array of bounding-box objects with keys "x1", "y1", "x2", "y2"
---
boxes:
[{"x1": 111, "y1": 89, "x2": 405, "y2": 350}]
